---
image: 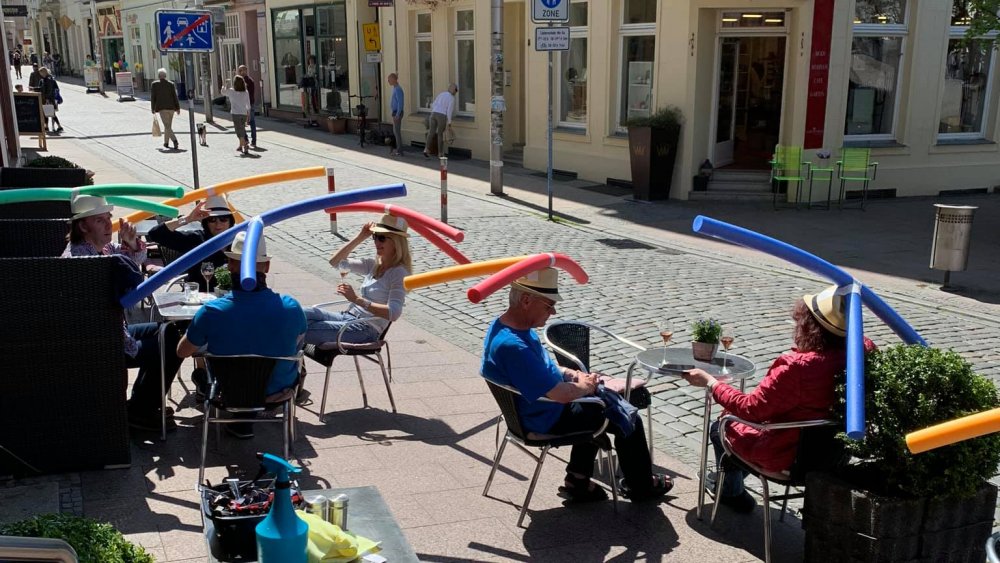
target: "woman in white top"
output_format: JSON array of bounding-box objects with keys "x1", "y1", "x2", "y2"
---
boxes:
[
  {"x1": 223, "y1": 75, "x2": 252, "y2": 154},
  {"x1": 303, "y1": 213, "x2": 412, "y2": 345}
]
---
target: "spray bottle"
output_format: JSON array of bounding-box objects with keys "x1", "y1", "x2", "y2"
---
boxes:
[{"x1": 255, "y1": 453, "x2": 307, "y2": 563}]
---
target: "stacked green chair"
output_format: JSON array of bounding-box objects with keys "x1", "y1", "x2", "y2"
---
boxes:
[
  {"x1": 836, "y1": 147, "x2": 878, "y2": 210},
  {"x1": 770, "y1": 145, "x2": 811, "y2": 209}
]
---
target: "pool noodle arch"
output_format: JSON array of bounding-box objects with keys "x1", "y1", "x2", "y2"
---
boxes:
[
  {"x1": 467, "y1": 253, "x2": 588, "y2": 304},
  {"x1": 906, "y1": 408, "x2": 1000, "y2": 454},
  {"x1": 403, "y1": 257, "x2": 529, "y2": 291}
]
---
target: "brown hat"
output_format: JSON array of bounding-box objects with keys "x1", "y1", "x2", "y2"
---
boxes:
[
  {"x1": 512, "y1": 267, "x2": 561, "y2": 302},
  {"x1": 803, "y1": 285, "x2": 847, "y2": 337},
  {"x1": 371, "y1": 213, "x2": 409, "y2": 238}
]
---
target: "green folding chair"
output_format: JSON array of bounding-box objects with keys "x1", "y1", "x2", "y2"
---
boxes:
[
  {"x1": 836, "y1": 147, "x2": 878, "y2": 210},
  {"x1": 770, "y1": 145, "x2": 811, "y2": 209}
]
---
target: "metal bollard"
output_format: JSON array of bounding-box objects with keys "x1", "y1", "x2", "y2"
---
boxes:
[
  {"x1": 440, "y1": 156, "x2": 448, "y2": 224},
  {"x1": 930, "y1": 204, "x2": 977, "y2": 287},
  {"x1": 326, "y1": 167, "x2": 337, "y2": 234}
]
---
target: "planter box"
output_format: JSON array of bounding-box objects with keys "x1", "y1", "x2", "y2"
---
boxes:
[
  {"x1": 326, "y1": 117, "x2": 347, "y2": 135},
  {"x1": 803, "y1": 472, "x2": 997, "y2": 562},
  {"x1": 627, "y1": 125, "x2": 679, "y2": 201}
]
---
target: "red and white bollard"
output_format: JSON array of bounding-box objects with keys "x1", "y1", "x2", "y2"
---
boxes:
[
  {"x1": 326, "y1": 166, "x2": 337, "y2": 234},
  {"x1": 440, "y1": 156, "x2": 448, "y2": 224}
]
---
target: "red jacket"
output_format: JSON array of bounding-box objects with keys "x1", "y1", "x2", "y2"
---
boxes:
[{"x1": 712, "y1": 338, "x2": 875, "y2": 473}]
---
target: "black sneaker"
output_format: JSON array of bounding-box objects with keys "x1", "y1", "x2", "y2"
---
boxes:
[
  {"x1": 719, "y1": 490, "x2": 756, "y2": 513},
  {"x1": 128, "y1": 409, "x2": 177, "y2": 432},
  {"x1": 191, "y1": 367, "x2": 209, "y2": 402},
  {"x1": 225, "y1": 422, "x2": 254, "y2": 439}
]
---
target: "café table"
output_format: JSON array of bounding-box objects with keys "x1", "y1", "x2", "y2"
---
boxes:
[
  {"x1": 204, "y1": 485, "x2": 419, "y2": 563},
  {"x1": 151, "y1": 291, "x2": 217, "y2": 440},
  {"x1": 629, "y1": 347, "x2": 756, "y2": 520}
]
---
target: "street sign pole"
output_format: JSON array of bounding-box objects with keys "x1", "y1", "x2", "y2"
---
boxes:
[
  {"x1": 547, "y1": 22, "x2": 553, "y2": 222},
  {"x1": 532, "y1": 0, "x2": 569, "y2": 220},
  {"x1": 188, "y1": 52, "x2": 200, "y2": 190}
]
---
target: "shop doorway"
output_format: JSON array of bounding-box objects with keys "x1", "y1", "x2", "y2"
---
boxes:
[{"x1": 712, "y1": 36, "x2": 785, "y2": 169}]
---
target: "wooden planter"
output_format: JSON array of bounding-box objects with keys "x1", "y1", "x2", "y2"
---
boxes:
[
  {"x1": 802, "y1": 472, "x2": 997, "y2": 562},
  {"x1": 326, "y1": 117, "x2": 347, "y2": 135},
  {"x1": 627, "y1": 125, "x2": 679, "y2": 201},
  {"x1": 691, "y1": 341, "x2": 717, "y2": 362}
]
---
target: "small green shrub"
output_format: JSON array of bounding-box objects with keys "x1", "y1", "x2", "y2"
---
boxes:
[
  {"x1": 24, "y1": 156, "x2": 94, "y2": 185},
  {"x1": 625, "y1": 105, "x2": 683, "y2": 132},
  {"x1": 834, "y1": 345, "x2": 1000, "y2": 499},
  {"x1": 691, "y1": 319, "x2": 722, "y2": 344},
  {"x1": 0, "y1": 513, "x2": 154, "y2": 563},
  {"x1": 214, "y1": 264, "x2": 232, "y2": 290}
]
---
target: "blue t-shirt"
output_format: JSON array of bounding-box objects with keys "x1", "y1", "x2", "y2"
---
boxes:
[
  {"x1": 185, "y1": 288, "x2": 307, "y2": 395},
  {"x1": 480, "y1": 318, "x2": 564, "y2": 434}
]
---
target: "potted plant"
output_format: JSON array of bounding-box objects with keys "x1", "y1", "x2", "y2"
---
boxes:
[
  {"x1": 803, "y1": 345, "x2": 1000, "y2": 562},
  {"x1": 625, "y1": 106, "x2": 683, "y2": 201},
  {"x1": 168, "y1": 54, "x2": 186, "y2": 101},
  {"x1": 690, "y1": 318, "x2": 722, "y2": 362},
  {"x1": 0, "y1": 513, "x2": 154, "y2": 562},
  {"x1": 213, "y1": 264, "x2": 232, "y2": 296}
]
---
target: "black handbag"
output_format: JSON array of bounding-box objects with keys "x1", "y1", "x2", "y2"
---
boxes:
[{"x1": 628, "y1": 386, "x2": 652, "y2": 410}]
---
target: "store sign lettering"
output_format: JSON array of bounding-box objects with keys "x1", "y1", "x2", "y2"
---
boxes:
[{"x1": 803, "y1": 0, "x2": 834, "y2": 149}]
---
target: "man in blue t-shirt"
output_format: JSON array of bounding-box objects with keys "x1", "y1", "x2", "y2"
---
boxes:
[
  {"x1": 177, "y1": 231, "x2": 306, "y2": 438},
  {"x1": 481, "y1": 268, "x2": 672, "y2": 503}
]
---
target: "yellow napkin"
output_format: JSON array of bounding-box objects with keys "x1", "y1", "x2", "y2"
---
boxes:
[{"x1": 296, "y1": 510, "x2": 381, "y2": 563}]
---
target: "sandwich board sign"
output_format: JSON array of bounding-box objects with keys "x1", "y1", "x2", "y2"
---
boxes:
[{"x1": 156, "y1": 10, "x2": 215, "y2": 53}]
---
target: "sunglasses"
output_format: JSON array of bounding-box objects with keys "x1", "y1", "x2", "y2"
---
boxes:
[
  {"x1": 532, "y1": 295, "x2": 557, "y2": 313},
  {"x1": 205, "y1": 216, "x2": 232, "y2": 224},
  {"x1": 372, "y1": 234, "x2": 389, "y2": 242}
]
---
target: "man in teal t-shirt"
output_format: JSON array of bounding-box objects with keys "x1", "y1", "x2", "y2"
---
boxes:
[{"x1": 178, "y1": 231, "x2": 306, "y2": 438}]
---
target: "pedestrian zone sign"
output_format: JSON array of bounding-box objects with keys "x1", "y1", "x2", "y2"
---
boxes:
[
  {"x1": 532, "y1": 0, "x2": 569, "y2": 23},
  {"x1": 156, "y1": 10, "x2": 214, "y2": 53}
]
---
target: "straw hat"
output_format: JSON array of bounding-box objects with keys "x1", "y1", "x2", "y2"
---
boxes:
[
  {"x1": 203, "y1": 195, "x2": 233, "y2": 217},
  {"x1": 803, "y1": 285, "x2": 847, "y2": 337},
  {"x1": 224, "y1": 231, "x2": 270, "y2": 262},
  {"x1": 71, "y1": 194, "x2": 113, "y2": 220},
  {"x1": 371, "y1": 213, "x2": 409, "y2": 238},
  {"x1": 512, "y1": 268, "x2": 562, "y2": 302}
]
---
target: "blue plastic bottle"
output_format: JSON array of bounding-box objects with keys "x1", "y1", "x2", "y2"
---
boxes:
[{"x1": 255, "y1": 453, "x2": 307, "y2": 563}]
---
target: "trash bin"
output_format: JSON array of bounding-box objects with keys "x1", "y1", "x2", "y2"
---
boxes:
[{"x1": 930, "y1": 204, "x2": 977, "y2": 283}]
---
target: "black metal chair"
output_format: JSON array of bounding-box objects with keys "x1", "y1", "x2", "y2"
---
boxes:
[
  {"x1": 987, "y1": 531, "x2": 1000, "y2": 563},
  {"x1": 303, "y1": 300, "x2": 396, "y2": 421},
  {"x1": 0, "y1": 166, "x2": 86, "y2": 220},
  {"x1": 710, "y1": 414, "x2": 841, "y2": 563},
  {"x1": 198, "y1": 353, "x2": 303, "y2": 484},
  {"x1": 0, "y1": 219, "x2": 69, "y2": 257},
  {"x1": 482, "y1": 378, "x2": 619, "y2": 527}
]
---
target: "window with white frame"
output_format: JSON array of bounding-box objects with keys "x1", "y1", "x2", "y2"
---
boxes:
[
  {"x1": 555, "y1": 1, "x2": 588, "y2": 128},
  {"x1": 455, "y1": 9, "x2": 475, "y2": 115},
  {"x1": 225, "y1": 13, "x2": 241, "y2": 40},
  {"x1": 415, "y1": 12, "x2": 433, "y2": 110},
  {"x1": 617, "y1": 0, "x2": 657, "y2": 131},
  {"x1": 844, "y1": 0, "x2": 907, "y2": 138},
  {"x1": 221, "y1": 13, "x2": 244, "y2": 86},
  {"x1": 939, "y1": 0, "x2": 994, "y2": 137}
]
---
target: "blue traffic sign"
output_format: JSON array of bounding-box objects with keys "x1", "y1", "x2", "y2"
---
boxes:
[
  {"x1": 156, "y1": 10, "x2": 214, "y2": 53},
  {"x1": 531, "y1": 0, "x2": 569, "y2": 23}
]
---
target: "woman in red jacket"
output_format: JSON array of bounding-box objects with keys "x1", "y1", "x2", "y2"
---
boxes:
[{"x1": 681, "y1": 285, "x2": 875, "y2": 513}]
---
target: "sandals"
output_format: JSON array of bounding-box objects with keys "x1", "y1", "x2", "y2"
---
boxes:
[
  {"x1": 558, "y1": 473, "x2": 608, "y2": 503},
  {"x1": 619, "y1": 473, "x2": 674, "y2": 501}
]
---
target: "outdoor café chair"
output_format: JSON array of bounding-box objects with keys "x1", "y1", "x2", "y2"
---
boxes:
[
  {"x1": 987, "y1": 531, "x2": 1000, "y2": 563},
  {"x1": 302, "y1": 299, "x2": 396, "y2": 421},
  {"x1": 836, "y1": 147, "x2": 878, "y2": 210},
  {"x1": 770, "y1": 145, "x2": 811, "y2": 210},
  {"x1": 197, "y1": 352, "x2": 304, "y2": 484},
  {"x1": 710, "y1": 414, "x2": 841, "y2": 563},
  {"x1": 482, "y1": 378, "x2": 619, "y2": 527}
]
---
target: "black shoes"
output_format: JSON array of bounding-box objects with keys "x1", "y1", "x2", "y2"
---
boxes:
[
  {"x1": 127, "y1": 407, "x2": 177, "y2": 432},
  {"x1": 719, "y1": 490, "x2": 756, "y2": 513},
  {"x1": 225, "y1": 422, "x2": 254, "y2": 439}
]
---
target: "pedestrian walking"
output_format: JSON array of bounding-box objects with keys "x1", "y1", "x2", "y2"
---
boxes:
[
  {"x1": 424, "y1": 83, "x2": 457, "y2": 158},
  {"x1": 38, "y1": 67, "x2": 63, "y2": 133},
  {"x1": 11, "y1": 49, "x2": 22, "y2": 79},
  {"x1": 388, "y1": 73, "x2": 404, "y2": 157},
  {"x1": 42, "y1": 52, "x2": 53, "y2": 72},
  {"x1": 51, "y1": 53, "x2": 61, "y2": 78},
  {"x1": 237, "y1": 64, "x2": 257, "y2": 148},
  {"x1": 27, "y1": 63, "x2": 41, "y2": 91},
  {"x1": 223, "y1": 75, "x2": 252, "y2": 155},
  {"x1": 150, "y1": 68, "x2": 180, "y2": 150}
]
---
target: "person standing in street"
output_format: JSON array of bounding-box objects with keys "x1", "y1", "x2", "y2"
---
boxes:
[
  {"x1": 27, "y1": 63, "x2": 41, "y2": 91},
  {"x1": 150, "y1": 68, "x2": 181, "y2": 150},
  {"x1": 424, "y1": 83, "x2": 457, "y2": 158},
  {"x1": 237, "y1": 65, "x2": 257, "y2": 148},
  {"x1": 11, "y1": 49, "x2": 22, "y2": 79},
  {"x1": 388, "y1": 73, "x2": 404, "y2": 157},
  {"x1": 39, "y1": 67, "x2": 63, "y2": 132},
  {"x1": 223, "y1": 75, "x2": 252, "y2": 155}
]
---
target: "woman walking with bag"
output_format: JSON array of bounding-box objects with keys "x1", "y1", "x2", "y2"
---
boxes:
[
  {"x1": 223, "y1": 75, "x2": 252, "y2": 155},
  {"x1": 39, "y1": 67, "x2": 63, "y2": 133}
]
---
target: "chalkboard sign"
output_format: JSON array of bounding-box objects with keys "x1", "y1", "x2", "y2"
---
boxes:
[{"x1": 13, "y1": 92, "x2": 46, "y2": 150}]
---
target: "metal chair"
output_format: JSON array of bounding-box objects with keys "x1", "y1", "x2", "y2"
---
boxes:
[
  {"x1": 770, "y1": 145, "x2": 811, "y2": 209},
  {"x1": 710, "y1": 414, "x2": 840, "y2": 563},
  {"x1": 836, "y1": 147, "x2": 878, "y2": 210},
  {"x1": 303, "y1": 300, "x2": 396, "y2": 421},
  {"x1": 482, "y1": 378, "x2": 618, "y2": 527},
  {"x1": 987, "y1": 531, "x2": 1000, "y2": 563},
  {"x1": 197, "y1": 352, "x2": 303, "y2": 484},
  {"x1": 543, "y1": 320, "x2": 654, "y2": 457}
]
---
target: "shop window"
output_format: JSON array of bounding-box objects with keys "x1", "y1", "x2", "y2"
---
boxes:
[
  {"x1": 939, "y1": 4, "x2": 994, "y2": 138},
  {"x1": 273, "y1": 9, "x2": 303, "y2": 109},
  {"x1": 556, "y1": 1, "x2": 588, "y2": 128},
  {"x1": 624, "y1": 0, "x2": 657, "y2": 25},
  {"x1": 455, "y1": 9, "x2": 475, "y2": 115},
  {"x1": 616, "y1": 1, "x2": 656, "y2": 131},
  {"x1": 317, "y1": 2, "x2": 349, "y2": 116},
  {"x1": 845, "y1": 1, "x2": 907, "y2": 139},
  {"x1": 415, "y1": 12, "x2": 432, "y2": 109}
]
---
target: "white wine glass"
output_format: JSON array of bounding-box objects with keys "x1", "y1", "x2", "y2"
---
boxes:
[
  {"x1": 200, "y1": 262, "x2": 215, "y2": 293},
  {"x1": 337, "y1": 259, "x2": 350, "y2": 282},
  {"x1": 656, "y1": 319, "x2": 674, "y2": 367},
  {"x1": 720, "y1": 327, "x2": 736, "y2": 374}
]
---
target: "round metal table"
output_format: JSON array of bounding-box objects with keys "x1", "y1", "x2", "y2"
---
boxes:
[{"x1": 629, "y1": 347, "x2": 756, "y2": 520}]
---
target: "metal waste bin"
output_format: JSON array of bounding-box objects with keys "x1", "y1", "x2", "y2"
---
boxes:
[{"x1": 930, "y1": 204, "x2": 977, "y2": 283}]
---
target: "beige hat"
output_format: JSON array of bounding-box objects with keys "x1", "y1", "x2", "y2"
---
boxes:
[
  {"x1": 370, "y1": 213, "x2": 409, "y2": 238},
  {"x1": 512, "y1": 267, "x2": 562, "y2": 302},
  {"x1": 71, "y1": 194, "x2": 113, "y2": 220},
  {"x1": 224, "y1": 231, "x2": 270, "y2": 262},
  {"x1": 803, "y1": 285, "x2": 847, "y2": 337},
  {"x1": 204, "y1": 195, "x2": 233, "y2": 217}
]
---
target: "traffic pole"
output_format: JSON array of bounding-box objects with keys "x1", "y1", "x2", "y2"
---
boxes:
[
  {"x1": 327, "y1": 166, "x2": 337, "y2": 234},
  {"x1": 440, "y1": 156, "x2": 448, "y2": 224}
]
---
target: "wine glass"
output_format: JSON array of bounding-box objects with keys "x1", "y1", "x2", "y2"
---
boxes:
[
  {"x1": 337, "y1": 260, "x2": 350, "y2": 282},
  {"x1": 656, "y1": 319, "x2": 674, "y2": 367},
  {"x1": 200, "y1": 262, "x2": 215, "y2": 293},
  {"x1": 720, "y1": 327, "x2": 736, "y2": 374}
]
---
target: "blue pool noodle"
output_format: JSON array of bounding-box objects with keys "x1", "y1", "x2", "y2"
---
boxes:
[{"x1": 240, "y1": 218, "x2": 265, "y2": 290}]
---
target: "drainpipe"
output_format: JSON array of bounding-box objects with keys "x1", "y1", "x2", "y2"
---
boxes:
[
  {"x1": 88, "y1": 0, "x2": 104, "y2": 93},
  {"x1": 489, "y1": 0, "x2": 504, "y2": 195}
]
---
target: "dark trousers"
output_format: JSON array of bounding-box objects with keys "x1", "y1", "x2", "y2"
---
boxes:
[
  {"x1": 549, "y1": 402, "x2": 653, "y2": 495},
  {"x1": 710, "y1": 419, "x2": 748, "y2": 496},
  {"x1": 126, "y1": 322, "x2": 182, "y2": 413},
  {"x1": 248, "y1": 111, "x2": 257, "y2": 145}
]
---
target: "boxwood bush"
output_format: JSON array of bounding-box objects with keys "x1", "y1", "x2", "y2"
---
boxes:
[{"x1": 0, "y1": 513, "x2": 153, "y2": 563}]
